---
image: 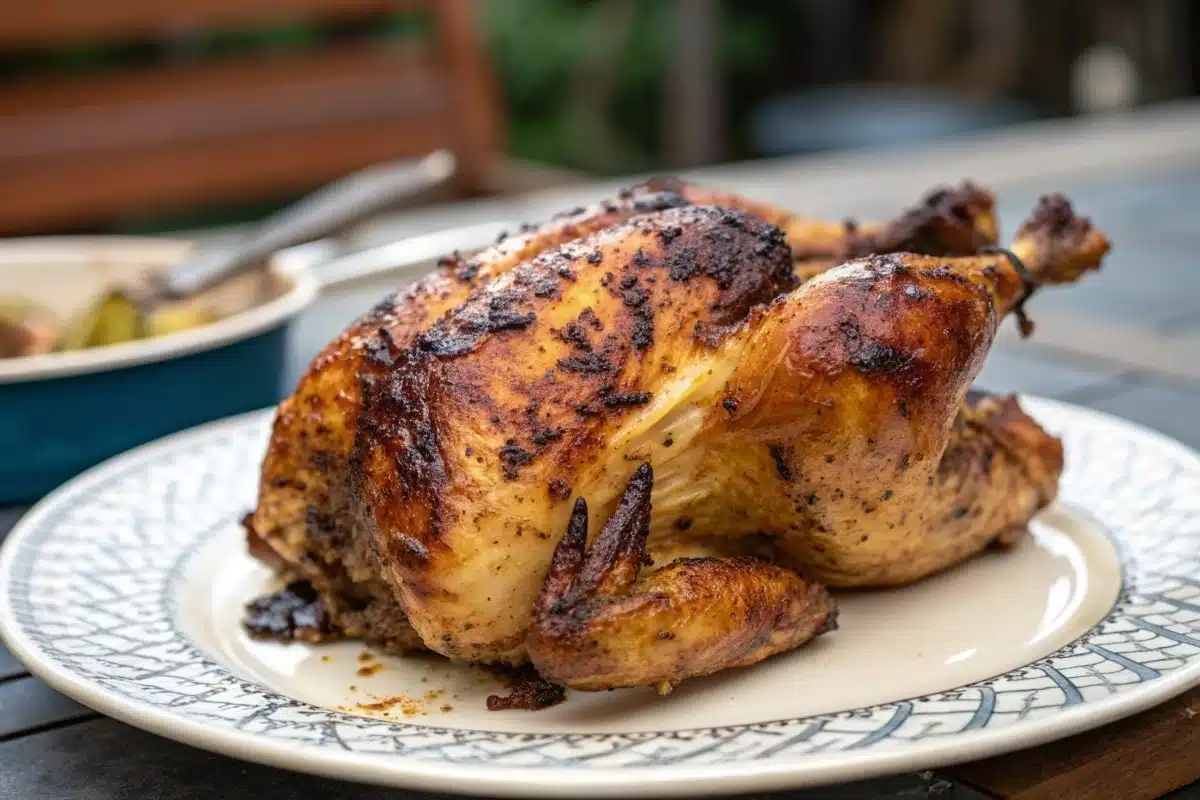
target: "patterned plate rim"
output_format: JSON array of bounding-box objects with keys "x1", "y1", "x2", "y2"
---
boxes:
[{"x1": 1, "y1": 396, "x2": 1198, "y2": 797}]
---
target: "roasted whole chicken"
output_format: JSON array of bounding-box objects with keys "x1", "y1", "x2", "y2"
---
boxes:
[{"x1": 244, "y1": 179, "x2": 1109, "y2": 697}]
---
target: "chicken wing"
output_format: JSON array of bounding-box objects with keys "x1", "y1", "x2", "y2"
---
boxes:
[{"x1": 529, "y1": 464, "x2": 836, "y2": 693}]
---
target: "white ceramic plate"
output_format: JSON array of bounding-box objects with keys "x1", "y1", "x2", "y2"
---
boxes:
[{"x1": 1, "y1": 397, "x2": 1198, "y2": 797}]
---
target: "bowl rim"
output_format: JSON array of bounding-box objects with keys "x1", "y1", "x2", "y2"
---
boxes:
[{"x1": 0, "y1": 236, "x2": 319, "y2": 385}]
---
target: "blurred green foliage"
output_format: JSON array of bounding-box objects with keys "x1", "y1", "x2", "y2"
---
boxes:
[{"x1": 485, "y1": 0, "x2": 775, "y2": 174}]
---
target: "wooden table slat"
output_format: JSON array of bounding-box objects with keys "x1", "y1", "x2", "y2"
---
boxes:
[
  {"x1": 0, "y1": 641, "x2": 25, "y2": 682},
  {"x1": 948, "y1": 687, "x2": 1200, "y2": 800},
  {"x1": 0, "y1": 677, "x2": 95, "y2": 740}
]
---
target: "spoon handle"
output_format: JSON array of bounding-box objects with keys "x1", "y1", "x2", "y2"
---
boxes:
[{"x1": 161, "y1": 150, "x2": 457, "y2": 297}]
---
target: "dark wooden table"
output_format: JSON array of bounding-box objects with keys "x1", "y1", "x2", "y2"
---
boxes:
[{"x1": 4, "y1": 104, "x2": 1200, "y2": 799}]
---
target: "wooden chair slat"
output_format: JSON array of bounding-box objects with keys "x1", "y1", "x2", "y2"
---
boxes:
[
  {"x1": 0, "y1": 1, "x2": 418, "y2": 46},
  {"x1": 0, "y1": 0, "x2": 501, "y2": 232},
  {"x1": 0, "y1": 117, "x2": 448, "y2": 232},
  {"x1": 0, "y1": 45, "x2": 442, "y2": 159}
]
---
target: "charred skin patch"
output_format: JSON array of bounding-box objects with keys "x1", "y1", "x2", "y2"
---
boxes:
[
  {"x1": 558, "y1": 321, "x2": 593, "y2": 352},
  {"x1": 578, "y1": 308, "x2": 603, "y2": 330},
  {"x1": 603, "y1": 391, "x2": 653, "y2": 408},
  {"x1": 557, "y1": 352, "x2": 615, "y2": 374},
  {"x1": 499, "y1": 440, "x2": 536, "y2": 479},
  {"x1": 418, "y1": 289, "x2": 542, "y2": 358},
  {"x1": 791, "y1": 254, "x2": 991, "y2": 419},
  {"x1": 677, "y1": 209, "x2": 795, "y2": 325},
  {"x1": 350, "y1": 347, "x2": 452, "y2": 596},
  {"x1": 791, "y1": 181, "x2": 996, "y2": 262},
  {"x1": 616, "y1": 274, "x2": 656, "y2": 351},
  {"x1": 769, "y1": 444, "x2": 795, "y2": 482},
  {"x1": 243, "y1": 580, "x2": 334, "y2": 643},
  {"x1": 847, "y1": 337, "x2": 917, "y2": 376},
  {"x1": 548, "y1": 477, "x2": 572, "y2": 501}
]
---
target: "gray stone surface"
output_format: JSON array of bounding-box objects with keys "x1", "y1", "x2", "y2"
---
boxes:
[
  {"x1": 973, "y1": 344, "x2": 1119, "y2": 399},
  {"x1": 1074, "y1": 377, "x2": 1200, "y2": 451},
  {"x1": 1163, "y1": 310, "x2": 1200, "y2": 334}
]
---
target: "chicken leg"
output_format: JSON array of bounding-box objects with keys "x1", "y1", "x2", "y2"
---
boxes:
[{"x1": 522, "y1": 195, "x2": 1106, "y2": 690}]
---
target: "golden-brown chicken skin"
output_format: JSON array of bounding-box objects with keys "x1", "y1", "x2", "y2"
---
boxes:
[
  {"x1": 351, "y1": 205, "x2": 801, "y2": 663},
  {"x1": 247, "y1": 179, "x2": 999, "y2": 652},
  {"x1": 246, "y1": 184, "x2": 692, "y2": 648},
  {"x1": 350, "y1": 194, "x2": 1108, "y2": 688}
]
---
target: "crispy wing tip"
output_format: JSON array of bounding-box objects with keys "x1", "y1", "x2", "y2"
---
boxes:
[
  {"x1": 534, "y1": 498, "x2": 590, "y2": 617},
  {"x1": 566, "y1": 463, "x2": 654, "y2": 602},
  {"x1": 1015, "y1": 193, "x2": 1111, "y2": 284}
]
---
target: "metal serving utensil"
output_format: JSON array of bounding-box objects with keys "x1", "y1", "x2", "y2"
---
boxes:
[
  {"x1": 158, "y1": 149, "x2": 457, "y2": 298},
  {"x1": 61, "y1": 150, "x2": 458, "y2": 347}
]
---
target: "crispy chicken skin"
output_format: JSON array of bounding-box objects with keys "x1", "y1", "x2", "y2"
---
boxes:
[
  {"x1": 247, "y1": 179, "x2": 999, "y2": 652},
  {"x1": 352, "y1": 205, "x2": 802, "y2": 664},
  {"x1": 247, "y1": 183, "x2": 693, "y2": 650},
  {"x1": 350, "y1": 195, "x2": 1108, "y2": 685}
]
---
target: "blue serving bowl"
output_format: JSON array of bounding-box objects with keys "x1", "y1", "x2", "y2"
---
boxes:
[{"x1": 0, "y1": 237, "x2": 319, "y2": 503}]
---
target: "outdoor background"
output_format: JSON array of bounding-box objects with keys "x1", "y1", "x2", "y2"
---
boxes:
[{"x1": 2, "y1": 0, "x2": 1197, "y2": 235}]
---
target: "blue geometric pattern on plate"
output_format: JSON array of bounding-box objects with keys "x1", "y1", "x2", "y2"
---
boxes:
[{"x1": 4, "y1": 399, "x2": 1200, "y2": 769}]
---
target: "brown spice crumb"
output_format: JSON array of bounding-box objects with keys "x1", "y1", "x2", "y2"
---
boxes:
[
  {"x1": 441, "y1": 705, "x2": 453, "y2": 712},
  {"x1": 357, "y1": 651, "x2": 375, "y2": 663},
  {"x1": 548, "y1": 477, "x2": 572, "y2": 501},
  {"x1": 355, "y1": 694, "x2": 422, "y2": 717},
  {"x1": 356, "y1": 663, "x2": 383, "y2": 677},
  {"x1": 320, "y1": 655, "x2": 333, "y2": 663}
]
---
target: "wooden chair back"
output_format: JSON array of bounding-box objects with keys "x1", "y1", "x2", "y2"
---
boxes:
[{"x1": 0, "y1": 0, "x2": 502, "y2": 233}]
